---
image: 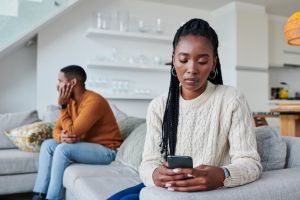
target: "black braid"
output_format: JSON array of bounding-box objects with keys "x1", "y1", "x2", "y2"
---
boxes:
[{"x1": 160, "y1": 18, "x2": 223, "y2": 160}]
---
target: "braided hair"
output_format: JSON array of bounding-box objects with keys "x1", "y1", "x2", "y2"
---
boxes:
[{"x1": 160, "y1": 18, "x2": 223, "y2": 159}]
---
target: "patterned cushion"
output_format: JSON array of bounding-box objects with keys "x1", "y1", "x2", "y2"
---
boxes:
[
  {"x1": 0, "y1": 110, "x2": 39, "y2": 149},
  {"x1": 4, "y1": 121, "x2": 53, "y2": 152},
  {"x1": 115, "y1": 123, "x2": 147, "y2": 171}
]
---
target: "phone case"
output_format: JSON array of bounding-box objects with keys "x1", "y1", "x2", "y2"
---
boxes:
[{"x1": 167, "y1": 155, "x2": 193, "y2": 169}]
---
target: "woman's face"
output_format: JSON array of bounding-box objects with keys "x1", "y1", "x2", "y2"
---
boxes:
[{"x1": 173, "y1": 35, "x2": 216, "y2": 99}]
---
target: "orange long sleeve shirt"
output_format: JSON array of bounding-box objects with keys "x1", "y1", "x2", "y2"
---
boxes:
[{"x1": 53, "y1": 90, "x2": 122, "y2": 149}]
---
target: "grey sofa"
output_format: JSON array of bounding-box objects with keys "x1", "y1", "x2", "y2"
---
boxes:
[
  {"x1": 1, "y1": 108, "x2": 300, "y2": 200},
  {"x1": 0, "y1": 105, "x2": 144, "y2": 196},
  {"x1": 63, "y1": 125, "x2": 300, "y2": 200},
  {"x1": 0, "y1": 110, "x2": 40, "y2": 195}
]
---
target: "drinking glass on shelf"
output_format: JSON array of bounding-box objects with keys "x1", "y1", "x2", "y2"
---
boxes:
[
  {"x1": 93, "y1": 11, "x2": 112, "y2": 30},
  {"x1": 155, "y1": 18, "x2": 163, "y2": 33},
  {"x1": 138, "y1": 20, "x2": 151, "y2": 33},
  {"x1": 117, "y1": 10, "x2": 130, "y2": 32}
]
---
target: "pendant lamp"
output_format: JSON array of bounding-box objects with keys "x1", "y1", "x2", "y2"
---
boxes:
[{"x1": 284, "y1": 11, "x2": 300, "y2": 46}]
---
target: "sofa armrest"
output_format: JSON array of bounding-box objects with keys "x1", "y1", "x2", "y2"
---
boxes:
[
  {"x1": 140, "y1": 168, "x2": 300, "y2": 200},
  {"x1": 283, "y1": 136, "x2": 300, "y2": 168}
]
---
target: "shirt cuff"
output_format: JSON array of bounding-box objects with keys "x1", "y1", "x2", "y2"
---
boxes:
[
  {"x1": 222, "y1": 165, "x2": 241, "y2": 187},
  {"x1": 139, "y1": 163, "x2": 159, "y2": 186}
]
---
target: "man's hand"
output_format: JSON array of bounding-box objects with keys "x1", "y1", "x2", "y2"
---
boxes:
[
  {"x1": 60, "y1": 130, "x2": 79, "y2": 143},
  {"x1": 58, "y1": 83, "x2": 74, "y2": 106},
  {"x1": 153, "y1": 162, "x2": 191, "y2": 188},
  {"x1": 164, "y1": 165, "x2": 225, "y2": 192}
]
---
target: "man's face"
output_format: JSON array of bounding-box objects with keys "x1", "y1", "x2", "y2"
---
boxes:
[{"x1": 57, "y1": 72, "x2": 70, "y2": 92}]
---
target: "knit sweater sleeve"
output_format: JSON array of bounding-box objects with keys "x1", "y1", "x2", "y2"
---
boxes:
[
  {"x1": 139, "y1": 96, "x2": 165, "y2": 186},
  {"x1": 223, "y1": 91, "x2": 262, "y2": 187}
]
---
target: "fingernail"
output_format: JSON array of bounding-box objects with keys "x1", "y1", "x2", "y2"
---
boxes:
[
  {"x1": 187, "y1": 174, "x2": 194, "y2": 178},
  {"x1": 173, "y1": 168, "x2": 181, "y2": 173},
  {"x1": 165, "y1": 183, "x2": 171, "y2": 187},
  {"x1": 167, "y1": 187, "x2": 174, "y2": 191}
]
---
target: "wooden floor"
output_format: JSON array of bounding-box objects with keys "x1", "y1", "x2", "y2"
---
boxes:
[{"x1": 0, "y1": 193, "x2": 33, "y2": 200}]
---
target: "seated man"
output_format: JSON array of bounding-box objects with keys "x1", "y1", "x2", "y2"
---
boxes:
[{"x1": 32, "y1": 65, "x2": 122, "y2": 200}]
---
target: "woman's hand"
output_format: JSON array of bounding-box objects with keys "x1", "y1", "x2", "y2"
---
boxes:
[
  {"x1": 153, "y1": 162, "x2": 191, "y2": 187},
  {"x1": 164, "y1": 165, "x2": 225, "y2": 192}
]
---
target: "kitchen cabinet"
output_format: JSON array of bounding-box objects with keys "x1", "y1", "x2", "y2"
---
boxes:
[
  {"x1": 269, "y1": 16, "x2": 300, "y2": 67},
  {"x1": 85, "y1": 27, "x2": 172, "y2": 100}
]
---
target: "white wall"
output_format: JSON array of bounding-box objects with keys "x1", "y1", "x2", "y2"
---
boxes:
[
  {"x1": 0, "y1": 0, "x2": 276, "y2": 116},
  {"x1": 212, "y1": 2, "x2": 269, "y2": 112},
  {"x1": 212, "y1": 2, "x2": 237, "y2": 87},
  {"x1": 0, "y1": 43, "x2": 36, "y2": 113},
  {"x1": 36, "y1": 0, "x2": 211, "y2": 118}
]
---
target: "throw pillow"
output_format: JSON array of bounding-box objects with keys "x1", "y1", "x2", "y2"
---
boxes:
[
  {"x1": 110, "y1": 104, "x2": 128, "y2": 124},
  {"x1": 4, "y1": 121, "x2": 53, "y2": 152},
  {"x1": 118, "y1": 117, "x2": 146, "y2": 140},
  {"x1": 109, "y1": 104, "x2": 145, "y2": 139},
  {"x1": 255, "y1": 126, "x2": 287, "y2": 171},
  {"x1": 115, "y1": 123, "x2": 147, "y2": 171},
  {"x1": 0, "y1": 110, "x2": 40, "y2": 149}
]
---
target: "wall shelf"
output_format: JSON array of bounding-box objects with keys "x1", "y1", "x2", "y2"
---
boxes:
[
  {"x1": 91, "y1": 89, "x2": 156, "y2": 100},
  {"x1": 86, "y1": 28, "x2": 173, "y2": 43},
  {"x1": 87, "y1": 61, "x2": 170, "y2": 72},
  {"x1": 104, "y1": 94, "x2": 155, "y2": 100}
]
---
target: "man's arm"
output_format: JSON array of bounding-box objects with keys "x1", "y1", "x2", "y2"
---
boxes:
[
  {"x1": 60, "y1": 99, "x2": 104, "y2": 136},
  {"x1": 52, "y1": 116, "x2": 62, "y2": 142}
]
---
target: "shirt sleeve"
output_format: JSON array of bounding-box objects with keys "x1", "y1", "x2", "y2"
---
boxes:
[
  {"x1": 139, "y1": 96, "x2": 166, "y2": 186},
  {"x1": 223, "y1": 91, "x2": 262, "y2": 187},
  {"x1": 60, "y1": 99, "x2": 104, "y2": 136},
  {"x1": 52, "y1": 116, "x2": 62, "y2": 142}
]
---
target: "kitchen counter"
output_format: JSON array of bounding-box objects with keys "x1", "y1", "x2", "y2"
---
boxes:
[
  {"x1": 268, "y1": 99, "x2": 300, "y2": 105},
  {"x1": 270, "y1": 103, "x2": 300, "y2": 137}
]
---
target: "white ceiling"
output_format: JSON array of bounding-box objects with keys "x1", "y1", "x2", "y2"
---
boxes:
[{"x1": 140, "y1": 0, "x2": 300, "y2": 17}]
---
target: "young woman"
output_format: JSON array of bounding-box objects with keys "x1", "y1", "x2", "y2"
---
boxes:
[{"x1": 108, "y1": 18, "x2": 262, "y2": 200}]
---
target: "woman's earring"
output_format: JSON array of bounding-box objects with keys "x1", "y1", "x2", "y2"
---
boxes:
[
  {"x1": 209, "y1": 69, "x2": 217, "y2": 79},
  {"x1": 171, "y1": 67, "x2": 177, "y2": 77}
]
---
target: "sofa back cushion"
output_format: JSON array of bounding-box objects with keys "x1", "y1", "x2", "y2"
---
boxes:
[
  {"x1": 0, "y1": 110, "x2": 39, "y2": 149},
  {"x1": 42, "y1": 105, "x2": 60, "y2": 124},
  {"x1": 114, "y1": 123, "x2": 146, "y2": 171},
  {"x1": 109, "y1": 104, "x2": 145, "y2": 139},
  {"x1": 283, "y1": 136, "x2": 300, "y2": 168},
  {"x1": 255, "y1": 126, "x2": 287, "y2": 171}
]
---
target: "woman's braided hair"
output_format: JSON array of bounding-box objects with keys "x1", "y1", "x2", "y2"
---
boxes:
[{"x1": 160, "y1": 18, "x2": 223, "y2": 159}]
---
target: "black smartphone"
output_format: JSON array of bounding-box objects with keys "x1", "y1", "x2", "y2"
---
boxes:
[{"x1": 167, "y1": 155, "x2": 193, "y2": 169}]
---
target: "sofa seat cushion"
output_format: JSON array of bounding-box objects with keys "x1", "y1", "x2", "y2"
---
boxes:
[
  {"x1": 63, "y1": 163, "x2": 141, "y2": 200},
  {"x1": 0, "y1": 149, "x2": 39, "y2": 175},
  {"x1": 140, "y1": 168, "x2": 300, "y2": 200}
]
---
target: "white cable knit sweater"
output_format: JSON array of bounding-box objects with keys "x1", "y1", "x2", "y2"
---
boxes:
[{"x1": 139, "y1": 81, "x2": 262, "y2": 188}]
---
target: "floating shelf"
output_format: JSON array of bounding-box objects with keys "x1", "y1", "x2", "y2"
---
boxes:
[
  {"x1": 104, "y1": 94, "x2": 155, "y2": 100},
  {"x1": 90, "y1": 89, "x2": 156, "y2": 100},
  {"x1": 87, "y1": 61, "x2": 170, "y2": 72},
  {"x1": 86, "y1": 28, "x2": 173, "y2": 43}
]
